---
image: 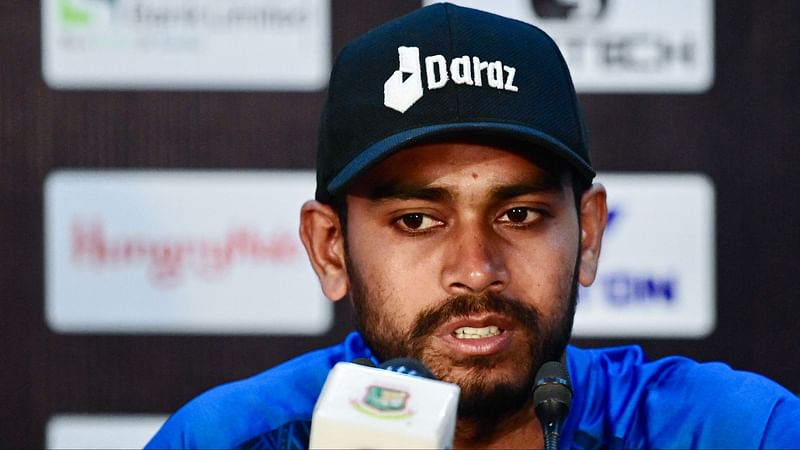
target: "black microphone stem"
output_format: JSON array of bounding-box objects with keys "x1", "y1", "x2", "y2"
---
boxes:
[{"x1": 536, "y1": 399, "x2": 568, "y2": 450}]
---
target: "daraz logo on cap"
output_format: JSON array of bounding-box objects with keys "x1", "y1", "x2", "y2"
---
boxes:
[{"x1": 384, "y1": 46, "x2": 519, "y2": 113}]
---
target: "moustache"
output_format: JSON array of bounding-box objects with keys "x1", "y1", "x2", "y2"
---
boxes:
[{"x1": 408, "y1": 292, "x2": 543, "y2": 342}]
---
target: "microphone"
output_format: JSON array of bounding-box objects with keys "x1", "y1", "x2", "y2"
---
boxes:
[
  {"x1": 309, "y1": 358, "x2": 460, "y2": 449},
  {"x1": 533, "y1": 359, "x2": 572, "y2": 450}
]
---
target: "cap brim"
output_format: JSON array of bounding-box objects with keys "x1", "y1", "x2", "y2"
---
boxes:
[{"x1": 327, "y1": 122, "x2": 596, "y2": 196}]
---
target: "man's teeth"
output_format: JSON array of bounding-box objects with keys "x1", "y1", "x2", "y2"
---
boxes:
[{"x1": 454, "y1": 325, "x2": 501, "y2": 339}]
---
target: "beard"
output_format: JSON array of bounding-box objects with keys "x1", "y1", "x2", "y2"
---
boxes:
[{"x1": 348, "y1": 257, "x2": 578, "y2": 429}]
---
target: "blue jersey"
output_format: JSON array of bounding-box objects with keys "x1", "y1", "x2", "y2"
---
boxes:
[{"x1": 146, "y1": 332, "x2": 799, "y2": 449}]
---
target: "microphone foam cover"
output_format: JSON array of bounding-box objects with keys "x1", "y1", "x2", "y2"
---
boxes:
[{"x1": 533, "y1": 361, "x2": 573, "y2": 408}]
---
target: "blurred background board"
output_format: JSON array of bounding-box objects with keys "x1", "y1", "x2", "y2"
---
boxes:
[{"x1": 0, "y1": 1, "x2": 798, "y2": 446}]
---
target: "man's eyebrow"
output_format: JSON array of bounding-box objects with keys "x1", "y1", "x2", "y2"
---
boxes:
[
  {"x1": 489, "y1": 175, "x2": 564, "y2": 201},
  {"x1": 363, "y1": 173, "x2": 563, "y2": 202},
  {"x1": 365, "y1": 183, "x2": 452, "y2": 202}
]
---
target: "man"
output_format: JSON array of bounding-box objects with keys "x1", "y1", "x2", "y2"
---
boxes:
[{"x1": 146, "y1": 3, "x2": 799, "y2": 449}]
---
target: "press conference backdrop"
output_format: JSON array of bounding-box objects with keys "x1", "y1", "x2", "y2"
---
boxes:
[{"x1": 0, "y1": 0, "x2": 798, "y2": 447}]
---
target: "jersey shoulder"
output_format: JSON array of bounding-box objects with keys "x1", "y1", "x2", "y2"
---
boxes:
[
  {"x1": 566, "y1": 345, "x2": 800, "y2": 449},
  {"x1": 145, "y1": 332, "x2": 372, "y2": 449}
]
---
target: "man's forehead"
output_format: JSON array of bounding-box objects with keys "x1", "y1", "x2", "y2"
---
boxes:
[{"x1": 347, "y1": 139, "x2": 571, "y2": 199}]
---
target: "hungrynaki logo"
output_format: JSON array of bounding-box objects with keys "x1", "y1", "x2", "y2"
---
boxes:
[
  {"x1": 45, "y1": 170, "x2": 332, "y2": 335},
  {"x1": 71, "y1": 220, "x2": 297, "y2": 288},
  {"x1": 384, "y1": 46, "x2": 519, "y2": 113}
]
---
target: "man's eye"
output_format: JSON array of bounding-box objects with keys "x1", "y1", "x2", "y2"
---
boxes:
[
  {"x1": 499, "y1": 207, "x2": 540, "y2": 225},
  {"x1": 396, "y1": 213, "x2": 440, "y2": 231}
]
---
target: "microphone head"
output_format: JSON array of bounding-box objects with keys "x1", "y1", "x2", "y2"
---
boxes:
[
  {"x1": 533, "y1": 360, "x2": 573, "y2": 417},
  {"x1": 535, "y1": 359, "x2": 570, "y2": 385},
  {"x1": 379, "y1": 358, "x2": 437, "y2": 380}
]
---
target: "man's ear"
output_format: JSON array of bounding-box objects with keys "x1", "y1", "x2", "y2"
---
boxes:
[
  {"x1": 577, "y1": 183, "x2": 608, "y2": 287},
  {"x1": 299, "y1": 200, "x2": 349, "y2": 301}
]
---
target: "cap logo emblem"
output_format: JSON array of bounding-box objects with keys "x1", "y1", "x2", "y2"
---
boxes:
[{"x1": 384, "y1": 46, "x2": 519, "y2": 113}]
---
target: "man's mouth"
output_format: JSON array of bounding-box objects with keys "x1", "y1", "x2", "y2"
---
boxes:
[
  {"x1": 434, "y1": 314, "x2": 516, "y2": 356},
  {"x1": 453, "y1": 325, "x2": 503, "y2": 339}
]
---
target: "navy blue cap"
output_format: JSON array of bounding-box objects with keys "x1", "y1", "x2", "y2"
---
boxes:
[{"x1": 315, "y1": 2, "x2": 594, "y2": 203}]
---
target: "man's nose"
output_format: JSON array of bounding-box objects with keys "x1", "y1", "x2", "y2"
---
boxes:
[{"x1": 441, "y1": 221, "x2": 509, "y2": 295}]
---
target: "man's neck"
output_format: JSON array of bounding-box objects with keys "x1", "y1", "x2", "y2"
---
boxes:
[{"x1": 453, "y1": 401, "x2": 544, "y2": 449}]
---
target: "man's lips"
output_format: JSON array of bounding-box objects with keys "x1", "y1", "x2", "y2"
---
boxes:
[{"x1": 434, "y1": 313, "x2": 517, "y2": 356}]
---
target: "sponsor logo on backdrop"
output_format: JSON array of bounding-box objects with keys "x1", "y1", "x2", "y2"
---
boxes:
[
  {"x1": 384, "y1": 46, "x2": 518, "y2": 113},
  {"x1": 56, "y1": 0, "x2": 310, "y2": 30},
  {"x1": 531, "y1": 0, "x2": 609, "y2": 21},
  {"x1": 584, "y1": 206, "x2": 676, "y2": 306},
  {"x1": 47, "y1": 414, "x2": 167, "y2": 449},
  {"x1": 573, "y1": 174, "x2": 716, "y2": 338},
  {"x1": 71, "y1": 220, "x2": 297, "y2": 288},
  {"x1": 45, "y1": 170, "x2": 331, "y2": 335},
  {"x1": 425, "y1": 0, "x2": 714, "y2": 92},
  {"x1": 42, "y1": 0, "x2": 330, "y2": 90}
]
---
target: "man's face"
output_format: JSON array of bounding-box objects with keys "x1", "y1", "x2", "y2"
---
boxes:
[{"x1": 342, "y1": 141, "x2": 583, "y2": 419}]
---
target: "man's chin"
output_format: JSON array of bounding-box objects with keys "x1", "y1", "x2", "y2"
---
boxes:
[
  {"x1": 435, "y1": 356, "x2": 528, "y2": 382},
  {"x1": 419, "y1": 353, "x2": 535, "y2": 420},
  {"x1": 451, "y1": 369, "x2": 535, "y2": 421}
]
